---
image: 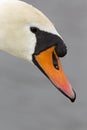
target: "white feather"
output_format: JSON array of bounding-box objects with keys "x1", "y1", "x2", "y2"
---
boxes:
[{"x1": 0, "y1": 0, "x2": 61, "y2": 62}]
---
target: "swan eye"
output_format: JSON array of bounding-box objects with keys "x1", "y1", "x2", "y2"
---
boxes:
[{"x1": 30, "y1": 27, "x2": 38, "y2": 34}]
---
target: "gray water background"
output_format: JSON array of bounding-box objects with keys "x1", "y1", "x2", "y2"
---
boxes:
[{"x1": 0, "y1": 0, "x2": 86, "y2": 130}]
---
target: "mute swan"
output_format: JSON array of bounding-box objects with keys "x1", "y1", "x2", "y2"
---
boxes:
[{"x1": 0, "y1": 0, "x2": 76, "y2": 102}]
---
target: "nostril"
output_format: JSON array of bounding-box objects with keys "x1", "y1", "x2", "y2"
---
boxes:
[
  {"x1": 52, "y1": 52, "x2": 59, "y2": 70},
  {"x1": 55, "y1": 43, "x2": 67, "y2": 57}
]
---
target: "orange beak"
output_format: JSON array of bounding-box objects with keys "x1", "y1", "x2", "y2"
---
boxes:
[{"x1": 34, "y1": 46, "x2": 76, "y2": 102}]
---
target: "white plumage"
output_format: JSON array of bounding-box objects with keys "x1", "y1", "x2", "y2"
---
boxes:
[{"x1": 0, "y1": 0, "x2": 59, "y2": 61}]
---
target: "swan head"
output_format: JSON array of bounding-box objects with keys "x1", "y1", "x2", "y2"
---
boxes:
[{"x1": 0, "y1": 0, "x2": 76, "y2": 102}]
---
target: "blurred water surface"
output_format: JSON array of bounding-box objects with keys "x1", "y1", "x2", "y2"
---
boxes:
[{"x1": 0, "y1": 0, "x2": 87, "y2": 130}]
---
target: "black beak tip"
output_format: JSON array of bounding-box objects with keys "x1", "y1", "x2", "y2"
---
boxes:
[
  {"x1": 54, "y1": 85, "x2": 76, "y2": 103},
  {"x1": 70, "y1": 89, "x2": 76, "y2": 103}
]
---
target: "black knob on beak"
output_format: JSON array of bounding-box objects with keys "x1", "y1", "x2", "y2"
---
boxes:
[{"x1": 55, "y1": 42, "x2": 67, "y2": 57}]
